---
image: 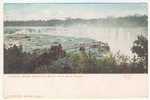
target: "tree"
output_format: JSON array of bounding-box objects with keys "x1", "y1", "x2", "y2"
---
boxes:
[
  {"x1": 131, "y1": 35, "x2": 148, "y2": 72},
  {"x1": 4, "y1": 45, "x2": 33, "y2": 73}
]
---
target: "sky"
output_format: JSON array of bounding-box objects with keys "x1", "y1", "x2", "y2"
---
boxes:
[{"x1": 4, "y1": 3, "x2": 147, "y2": 21}]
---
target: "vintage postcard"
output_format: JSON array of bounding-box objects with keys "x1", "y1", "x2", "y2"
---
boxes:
[
  {"x1": 4, "y1": 3, "x2": 148, "y2": 74},
  {"x1": 3, "y1": 1, "x2": 148, "y2": 99}
]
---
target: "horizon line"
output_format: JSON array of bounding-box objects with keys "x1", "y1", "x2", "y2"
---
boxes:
[{"x1": 4, "y1": 14, "x2": 147, "y2": 21}]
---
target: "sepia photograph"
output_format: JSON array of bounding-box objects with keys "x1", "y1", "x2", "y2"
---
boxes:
[{"x1": 4, "y1": 3, "x2": 148, "y2": 74}]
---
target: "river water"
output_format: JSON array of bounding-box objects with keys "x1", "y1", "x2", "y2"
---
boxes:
[{"x1": 4, "y1": 25, "x2": 147, "y2": 56}]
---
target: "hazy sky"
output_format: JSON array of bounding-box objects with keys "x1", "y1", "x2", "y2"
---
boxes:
[{"x1": 4, "y1": 3, "x2": 147, "y2": 21}]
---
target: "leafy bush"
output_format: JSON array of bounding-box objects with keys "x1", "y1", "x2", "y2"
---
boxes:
[{"x1": 131, "y1": 35, "x2": 148, "y2": 73}]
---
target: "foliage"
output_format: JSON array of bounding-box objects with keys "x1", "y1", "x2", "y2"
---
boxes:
[
  {"x1": 131, "y1": 35, "x2": 148, "y2": 73},
  {"x1": 4, "y1": 36, "x2": 148, "y2": 73},
  {"x1": 132, "y1": 35, "x2": 148, "y2": 58},
  {"x1": 4, "y1": 45, "x2": 33, "y2": 73}
]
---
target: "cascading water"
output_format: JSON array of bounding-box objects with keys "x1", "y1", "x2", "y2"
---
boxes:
[{"x1": 4, "y1": 25, "x2": 147, "y2": 57}]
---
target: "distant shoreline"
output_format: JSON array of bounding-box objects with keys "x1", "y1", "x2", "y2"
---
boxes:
[{"x1": 4, "y1": 15, "x2": 148, "y2": 27}]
